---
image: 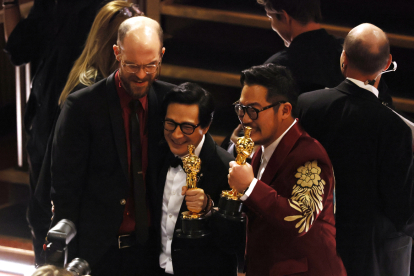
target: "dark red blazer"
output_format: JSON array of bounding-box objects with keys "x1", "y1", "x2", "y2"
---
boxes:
[{"x1": 244, "y1": 122, "x2": 346, "y2": 276}]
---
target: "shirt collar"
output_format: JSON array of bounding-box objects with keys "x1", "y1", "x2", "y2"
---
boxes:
[
  {"x1": 261, "y1": 119, "x2": 297, "y2": 163},
  {"x1": 346, "y1": 77, "x2": 379, "y2": 98},
  {"x1": 115, "y1": 70, "x2": 148, "y2": 111}
]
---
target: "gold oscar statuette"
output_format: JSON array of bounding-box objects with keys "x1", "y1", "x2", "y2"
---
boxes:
[
  {"x1": 176, "y1": 144, "x2": 211, "y2": 238},
  {"x1": 181, "y1": 144, "x2": 202, "y2": 219},
  {"x1": 222, "y1": 126, "x2": 254, "y2": 200}
]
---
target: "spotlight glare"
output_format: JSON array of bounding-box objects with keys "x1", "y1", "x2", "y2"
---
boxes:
[{"x1": 0, "y1": 260, "x2": 36, "y2": 276}]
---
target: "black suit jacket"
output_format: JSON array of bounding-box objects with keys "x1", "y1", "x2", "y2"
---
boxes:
[
  {"x1": 265, "y1": 29, "x2": 344, "y2": 93},
  {"x1": 50, "y1": 72, "x2": 175, "y2": 269},
  {"x1": 152, "y1": 133, "x2": 238, "y2": 276},
  {"x1": 297, "y1": 80, "x2": 414, "y2": 275}
]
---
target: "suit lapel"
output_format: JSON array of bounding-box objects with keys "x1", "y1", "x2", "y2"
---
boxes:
[
  {"x1": 105, "y1": 73, "x2": 129, "y2": 184},
  {"x1": 260, "y1": 122, "x2": 303, "y2": 185},
  {"x1": 147, "y1": 85, "x2": 160, "y2": 150},
  {"x1": 197, "y1": 133, "x2": 215, "y2": 190},
  {"x1": 251, "y1": 148, "x2": 262, "y2": 177}
]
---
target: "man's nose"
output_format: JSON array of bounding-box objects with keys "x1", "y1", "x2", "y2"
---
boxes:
[
  {"x1": 241, "y1": 113, "x2": 253, "y2": 125},
  {"x1": 135, "y1": 67, "x2": 147, "y2": 79},
  {"x1": 172, "y1": 126, "x2": 184, "y2": 139}
]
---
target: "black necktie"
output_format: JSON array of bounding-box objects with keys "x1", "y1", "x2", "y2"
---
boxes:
[
  {"x1": 129, "y1": 100, "x2": 148, "y2": 244},
  {"x1": 170, "y1": 155, "x2": 183, "y2": 168}
]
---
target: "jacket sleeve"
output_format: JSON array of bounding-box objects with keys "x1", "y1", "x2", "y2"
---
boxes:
[
  {"x1": 245, "y1": 156, "x2": 334, "y2": 237},
  {"x1": 50, "y1": 94, "x2": 90, "y2": 227}
]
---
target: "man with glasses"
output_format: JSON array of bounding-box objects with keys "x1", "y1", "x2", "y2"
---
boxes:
[
  {"x1": 150, "y1": 82, "x2": 239, "y2": 275},
  {"x1": 228, "y1": 64, "x2": 346, "y2": 275},
  {"x1": 50, "y1": 16, "x2": 175, "y2": 275}
]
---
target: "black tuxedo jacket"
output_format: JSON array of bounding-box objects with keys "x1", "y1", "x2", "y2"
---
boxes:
[
  {"x1": 50, "y1": 72, "x2": 175, "y2": 269},
  {"x1": 297, "y1": 80, "x2": 414, "y2": 275},
  {"x1": 152, "y1": 133, "x2": 238, "y2": 276}
]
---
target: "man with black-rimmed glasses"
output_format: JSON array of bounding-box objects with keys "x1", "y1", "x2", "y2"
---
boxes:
[
  {"x1": 228, "y1": 63, "x2": 346, "y2": 276},
  {"x1": 150, "y1": 82, "x2": 239, "y2": 276}
]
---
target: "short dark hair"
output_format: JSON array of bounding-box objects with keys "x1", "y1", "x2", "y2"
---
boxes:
[
  {"x1": 162, "y1": 82, "x2": 215, "y2": 128},
  {"x1": 257, "y1": 0, "x2": 322, "y2": 25},
  {"x1": 240, "y1": 64, "x2": 299, "y2": 117},
  {"x1": 344, "y1": 34, "x2": 390, "y2": 75}
]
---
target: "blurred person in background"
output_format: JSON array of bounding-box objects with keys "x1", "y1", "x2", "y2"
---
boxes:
[{"x1": 3, "y1": 0, "x2": 111, "y2": 266}]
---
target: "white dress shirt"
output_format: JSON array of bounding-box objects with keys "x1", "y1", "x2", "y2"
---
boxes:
[
  {"x1": 241, "y1": 120, "x2": 297, "y2": 201},
  {"x1": 346, "y1": 77, "x2": 379, "y2": 97},
  {"x1": 159, "y1": 136, "x2": 205, "y2": 274}
]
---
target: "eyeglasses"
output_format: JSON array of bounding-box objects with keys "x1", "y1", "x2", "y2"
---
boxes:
[
  {"x1": 121, "y1": 58, "x2": 162, "y2": 75},
  {"x1": 163, "y1": 119, "x2": 201, "y2": 135},
  {"x1": 109, "y1": 4, "x2": 144, "y2": 24},
  {"x1": 234, "y1": 101, "x2": 287, "y2": 120}
]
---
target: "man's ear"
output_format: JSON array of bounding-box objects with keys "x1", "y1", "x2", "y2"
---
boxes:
[
  {"x1": 113, "y1": 44, "x2": 120, "y2": 60},
  {"x1": 280, "y1": 10, "x2": 290, "y2": 24},
  {"x1": 280, "y1": 102, "x2": 292, "y2": 119},
  {"x1": 383, "y1": 54, "x2": 392, "y2": 71},
  {"x1": 202, "y1": 122, "x2": 211, "y2": 135},
  {"x1": 340, "y1": 50, "x2": 347, "y2": 67}
]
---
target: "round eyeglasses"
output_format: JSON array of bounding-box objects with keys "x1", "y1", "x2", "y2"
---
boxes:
[
  {"x1": 234, "y1": 101, "x2": 287, "y2": 120},
  {"x1": 163, "y1": 119, "x2": 201, "y2": 135},
  {"x1": 121, "y1": 59, "x2": 161, "y2": 75}
]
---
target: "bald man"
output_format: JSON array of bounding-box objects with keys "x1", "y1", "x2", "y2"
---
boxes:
[
  {"x1": 297, "y1": 23, "x2": 414, "y2": 275},
  {"x1": 50, "y1": 17, "x2": 175, "y2": 275}
]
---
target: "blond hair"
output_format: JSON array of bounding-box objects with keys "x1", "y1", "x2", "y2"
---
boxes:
[
  {"x1": 59, "y1": 1, "x2": 142, "y2": 106},
  {"x1": 31, "y1": 265, "x2": 72, "y2": 276}
]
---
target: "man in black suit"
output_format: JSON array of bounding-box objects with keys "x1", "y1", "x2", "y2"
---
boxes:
[
  {"x1": 297, "y1": 23, "x2": 414, "y2": 275},
  {"x1": 51, "y1": 17, "x2": 175, "y2": 275},
  {"x1": 151, "y1": 83, "x2": 238, "y2": 275},
  {"x1": 257, "y1": 0, "x2": 344, "y2": 93}
]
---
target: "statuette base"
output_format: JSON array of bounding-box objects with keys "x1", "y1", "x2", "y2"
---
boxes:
[{"x1": 176, "y1": 211, "x2": 211, "y2": 239}]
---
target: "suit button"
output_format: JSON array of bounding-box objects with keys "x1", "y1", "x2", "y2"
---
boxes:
[{"x1": 120, "y1": 199, "x2": 126, "y2": 205}]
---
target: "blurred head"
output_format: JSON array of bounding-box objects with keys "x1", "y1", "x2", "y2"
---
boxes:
[
  {"x1": 238, "y1": 64, "x2": 297, "y2": 147},
  {"x1": 341, "y1": 23, "x2": 391, "y2": 76},
  {"x1": 59, "y1": 1, "x2": 143, "y2": 106},
  {"x1": 162, "y1": 83, "x2": 214, "y2": 157},
  {"x1": 113, "y1": 17, "x2": 164, "y2": 99},
  {"x1": 257, "y1": 0, "x2": 321, "y2": 46}
]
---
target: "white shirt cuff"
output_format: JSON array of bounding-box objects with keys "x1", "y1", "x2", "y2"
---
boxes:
[{"x1": 240, "y1": 178, "x2": 258, "y2": 201}]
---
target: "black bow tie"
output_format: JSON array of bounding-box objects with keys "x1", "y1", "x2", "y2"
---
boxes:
[{"x1": 170, "y1": 156, "x2": 183, "y2": 168}]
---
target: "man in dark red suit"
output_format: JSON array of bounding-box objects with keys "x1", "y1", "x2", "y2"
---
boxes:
[{"x1": 228, "y1": 64, "x2": 346, "y2": 276}]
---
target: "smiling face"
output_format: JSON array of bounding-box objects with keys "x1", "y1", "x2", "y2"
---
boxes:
[
  {"x1": 114, "y1": 30, "x2": 164, "y2": 99},
  {"x1": 239, "y1": 84, "x2": 283, "y2": 147},
  {"x1": 164, "y1": 103, "x2": 209, "y2": 157}
]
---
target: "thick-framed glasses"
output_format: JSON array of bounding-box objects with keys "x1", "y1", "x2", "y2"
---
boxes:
[
  {"x1": 163, "y1": 119, "x2": 201, "y2": 135},
  {"x1": 121, "y1": 58, "x2": 162, "y2": 75},
  {"x1": 234, "y1": 101, "x2": 287, "y2": 120},
  {"x1": 109, "y1": 4, "x2": 144, "y2": 24}
]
